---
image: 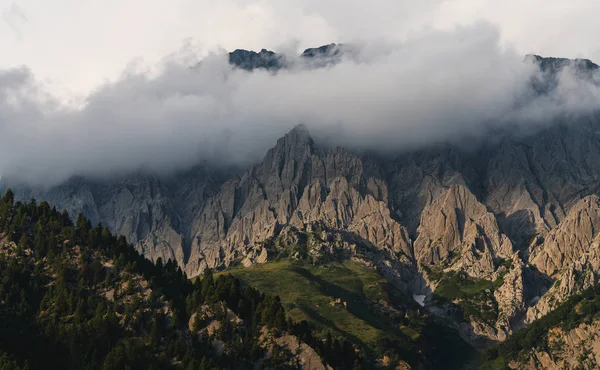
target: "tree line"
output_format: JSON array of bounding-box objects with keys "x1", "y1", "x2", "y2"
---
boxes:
[{"x1": 0, "y1": 189, "x2": 366, "y2": 369}]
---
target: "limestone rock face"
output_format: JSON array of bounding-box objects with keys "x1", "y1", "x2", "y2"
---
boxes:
[
  {"x1": 8, "y1": 115, "x2": 600, "y2": 281},
  {"x1": 484, "y1": 119, "x2": 600, "y2": 249},
  {"x1": 513, "y1": 321, "x2": 600, "y2": 370},
  {"x1": 484, "y1": 140, "x2": 554, "y2": 246},
  {"x1": 183, "y1": 125, "x2": 412, "y2": 277},
  {"x1": 384, "y1": 146, "x2": 473, "y2": 235},
  {"x1": 525, "y1": 196, "x2": 600, "y2": 321},
  {"x1": 7, "y1": 167, "x2": 228, "y2": 269},
  {"x1": 529, "y1": 195, "x2": 600, "y2": 277},
  {"x1": 7, "y1": 106, "x2": 600, "y2": 346},
  {"x1": 494, "y1": 257, "x2": 526, "y2": 334},
  {"x1": 291, "y1": 176, "x2": 412, "y2": 258},
  {"x1": 414, "y1": 184, "x2": 513, "y2": 278}
]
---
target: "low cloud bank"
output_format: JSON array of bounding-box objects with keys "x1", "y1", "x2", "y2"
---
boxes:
[{"x1": 1, "y1": 23, "x2": 598, "y2": 185}]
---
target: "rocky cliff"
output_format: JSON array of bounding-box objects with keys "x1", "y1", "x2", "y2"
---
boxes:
[{"x1": 513, "y1": 320, "x2": 600, "y2": 370}]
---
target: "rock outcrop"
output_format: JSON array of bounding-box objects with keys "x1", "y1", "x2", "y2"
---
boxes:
[
  {"x1": 511, "y1": 320, "x2": 600, "y2": 369},
  {"x1": 261, "y1": 328, "x2": 332, "y2": 370},
  {"x1": 525, "y1": 196, "x2": 600, "y2": 321},
  {"x1": 494, "y1": 257, "x2": 526, "y2": 336},
  {"x1": 414, "y1": 184, "x2": 513, "y2": 278},
  {"x1": 529, "y1": 195, "x2": 600, "y2": 277},
  {"x1": 183, "y1": 125, "x2": 413, "y2": 279}
]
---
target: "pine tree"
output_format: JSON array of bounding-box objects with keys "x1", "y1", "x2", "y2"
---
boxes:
[
  {"x1": 200, "y1": 269, "x2": 214, "y2": 302},
  {"x1": 34, "y1": 222, "x2": 46, "y2": 257},
  {"x1": 150, "y1": 315, "x2": 162, "y2": 347},
  {"x1": 61, "y1": 209, "x2": 70, "y2": 225},
  {"x1": 18, "y1": 233, "x2": 28, "y2": 251},
  {"x1": 2, "y1": 188, "x2": 14, "y2": 206}
]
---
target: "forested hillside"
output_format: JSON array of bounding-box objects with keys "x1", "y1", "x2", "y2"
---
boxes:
[
  {"x1": 0, "y1": 189, "x2": 351, "y2": 369},
  {"x1": 0, "y1": 189, "x2": 473, "y2": 369}
]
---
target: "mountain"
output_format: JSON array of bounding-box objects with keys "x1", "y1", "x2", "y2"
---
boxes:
[
  {"x1": 525, "y1": 54, "x2": 599, "y2": 94},
  {"x1": 0, "y1": 180, "x2": 473, "y2": 369},
  {"x1": 4, "y1": 164, "x2": 233, "y2": 273},
  {"x1": 228, "y1": 48, "x2": 286, "y2": 71},
  {"x1": 227, "y1": 43, "x2": 355, "y2": 71},
  {"x1": 480, "y1": 283, "x2": 600, "y2": 369},
  {"x1": 0, "y1": 192, "x2": 336, "y2": 369},
  {"x1": 525, "y1": 54, "x2": 599, "y2": 77},
  {"x1": 3, "y1": 48, "x2": 600, "y2": 366}
]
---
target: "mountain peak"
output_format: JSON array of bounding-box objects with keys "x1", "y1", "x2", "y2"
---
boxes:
[
  {"x1": 273, "y1": 124, "x2": 314, "y2": 156},
  {"x1": 525, "y1": 54, "x2": 599, "y2": 94},
  {"x1": 300, "y1": 43, "x2": 341, "y2": 58},
  {"x1": 227, "y1": 43, "x2": 346, "y2": 71},
  {"x1": 288, "y1": 123, "x2": 310, "y2": 136},
  {"x1": 525, "y1": 54, "x2": 599, "y2": 73},
  {"x1": 265, "y1": 124, "x2": 314, "y2": 160},
  {"x1": 228, "y1": 48, "x2": 285, "y2": 71}
]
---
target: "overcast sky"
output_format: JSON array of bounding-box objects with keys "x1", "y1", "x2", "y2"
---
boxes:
[
  {"x1": 1, "y1": 0, "x2": 600, "y2": 185},
  {"x1": 3, "y1": 0, "x2": 600, "y2": 98}
]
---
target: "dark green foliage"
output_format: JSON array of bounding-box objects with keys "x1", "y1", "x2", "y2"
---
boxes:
[
  {"x1": 0, "y1": 189, "x2": 311, "y2": 369},
  {"x1": 227, "y1": 259, "x2": 474, "y2": 369},
  {"x1": 0, "y1": 189, "x2": 474, "y2": 369},
  {"x1": 428, "y1": 269, "x2": 502, "y2": 325},
  {"x1": 102, "y1": 339, "x2": 156, "y2": 370},
  {"x1": 0, "y1": 190, "x2": 192, "y2": 369},
  {"x1": 0, "y1": 189, "x2": 374, "y2": 369}
]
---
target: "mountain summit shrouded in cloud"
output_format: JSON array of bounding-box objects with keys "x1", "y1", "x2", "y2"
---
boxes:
[
  {"x1": 1, "y1": 23, "x2": 599, "y2": 186},
  {"x1": 5, "y1": 3, "x2": 600, "y2": 367}
]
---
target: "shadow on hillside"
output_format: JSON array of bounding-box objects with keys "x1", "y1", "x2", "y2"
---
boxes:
[{"x1": 290, "y1": 265, "x2": 408, "y2": 337}]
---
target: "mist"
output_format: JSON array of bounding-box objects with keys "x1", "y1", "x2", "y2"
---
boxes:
[{"x1": 1, "y1": 22, "x2": 599, "y2": 186}]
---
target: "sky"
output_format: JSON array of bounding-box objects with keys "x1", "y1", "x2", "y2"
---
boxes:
[
  {"x1": 3, "y1": 0, "x2": 600, "y2": 98},
  {"x1": 1, "y1": 0, "x2": 600, "y2": 185}
]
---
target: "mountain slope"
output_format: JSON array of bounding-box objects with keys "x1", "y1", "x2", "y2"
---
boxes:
[
  {"x1": 480, "y1": 283, "x2": 600, "y2": 369},
  {"x1": 0, "y1": 191, "x2": 336, "y2": 369},
  {"x1": 3, "y1": 51, "x2": 600, "y2": 351},
  {"x1": 221, "y1": 259, "x2": 474, "y2": 369},
  {"x1": 0, "y1": 190, "x2": 478, "y2": 369}
]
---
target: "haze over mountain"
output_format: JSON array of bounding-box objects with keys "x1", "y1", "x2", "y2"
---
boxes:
[
  {"x1": 5, "y1": 2, "x2": 600, "y2": 368},
  {"x1": 3, "y1": 46, "x2": 600, "y2": 361},
  {"x1": 5, "y1": 1, "x2": 600, "y2": 95},
  {"x1": 2, "y1": 23, "x2": 600, "y2": 186}
]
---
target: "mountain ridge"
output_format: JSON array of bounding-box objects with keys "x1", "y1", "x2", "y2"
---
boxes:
[{"x1": 3, "y1": 50, "x2": 600, "y2": 352}]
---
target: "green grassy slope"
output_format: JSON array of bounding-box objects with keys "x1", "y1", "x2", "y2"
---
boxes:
[
  {"x1": 219, "y1": 259, "x2": 476, "y2": 368},
  {"x1": 222, "y1": 260, "x2": 394, "y2": 343}
]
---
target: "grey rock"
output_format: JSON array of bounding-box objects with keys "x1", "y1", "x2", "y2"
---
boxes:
[
  {"x1": 414, "y1": 184, "x2": 513, "y2": 278},
  {"x1": 6, "y1": 100, "x2": 600, "y2": 346}
]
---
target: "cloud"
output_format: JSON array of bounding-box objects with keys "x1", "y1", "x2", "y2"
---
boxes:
[
  {"x1": 0, "y1": 22, "x2": 599, "y2": 186},
  {"x1": 2, "y1": 2, "x2": 27, "y2": 39},
  {"x1": 4, "y1": 0, "x2": 600, "y2": 97},
  {"x1": 6, "y1": 0, "x2": 600, "y2": 96}
]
